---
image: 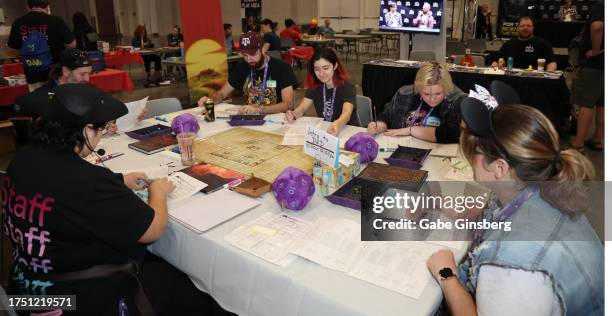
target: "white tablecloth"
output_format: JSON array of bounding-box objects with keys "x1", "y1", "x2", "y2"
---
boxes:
[{"x1": 100, "y1": 109, "x2": 467, "y2": 316}]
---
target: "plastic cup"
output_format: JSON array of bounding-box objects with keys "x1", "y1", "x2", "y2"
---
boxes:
[
  {"x1": 177, "y1": 132, "x2": 196, "y2": 166},
  {"x1": 537, "y1": 58, "x2": 545, "y2": 71}
]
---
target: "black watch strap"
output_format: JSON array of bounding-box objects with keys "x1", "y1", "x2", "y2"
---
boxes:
[{"x1": 439, "y1": 267, "x2": 456, "y2": 280}]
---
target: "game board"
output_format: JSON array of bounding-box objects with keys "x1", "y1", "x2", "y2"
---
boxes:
[{"x1": 193, "y1": 128, "x2": 314, "y2": 183}]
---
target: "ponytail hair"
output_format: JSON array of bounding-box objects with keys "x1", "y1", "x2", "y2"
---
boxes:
[{"x1": 460, "y1": 104, "x2": 594, "y2": 218}]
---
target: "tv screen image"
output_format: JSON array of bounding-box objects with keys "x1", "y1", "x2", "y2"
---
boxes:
[{"x1": 379, "y1": 0, "x2": 443, "y2": 34}]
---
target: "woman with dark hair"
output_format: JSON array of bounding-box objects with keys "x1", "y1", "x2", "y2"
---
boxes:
[
  {"x1": 132, "y1": 24, "x2": 163, "y2": 86},
  {"x1": 285, "y1": 48, "x2": 356, "y2": 135},
  {"x1": 72, "y1": 12, "x2": 97, "y2": 51},
  {"x1": 426, "y1": 100, "x2": 603, "y2": 315},
  {"x1": 5, "y1": 84, "x2": 230, "y2": 315}
]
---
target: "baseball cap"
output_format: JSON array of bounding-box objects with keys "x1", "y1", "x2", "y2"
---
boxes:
[
  {"x1": 60, "y1": 48, "x2": 92, "y2": 69},
  {"x1": 17, "y1": 84, "x2": 127, "y2": 125},
  {"x1": 238, "y1": 32, "x2": 263, "y2": 55}
]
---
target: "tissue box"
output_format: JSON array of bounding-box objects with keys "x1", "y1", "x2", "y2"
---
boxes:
[{"x1": 313, "y1": 150, "x2": 360, "y2": 195}]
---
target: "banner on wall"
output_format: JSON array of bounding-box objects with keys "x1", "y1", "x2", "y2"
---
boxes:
[
  {"x1": 497, "y1": 0, "x2": 597, "y2": 37},
  {"x1": 241, "y1": 0, "x2": 261, "y2": 9},
  {"x1": 179, "y1": 0, "x2": 227, "y2": 105}
]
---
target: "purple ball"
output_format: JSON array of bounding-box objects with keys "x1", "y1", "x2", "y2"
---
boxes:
[
  {"x1": 172, "y1": 113, "x2": 200, "y2": 134},
  {"x1": 345, "y1": 132, "x2": 379, "y2": 163},
  {"x1": 272, "y1": 167, "x2": 315, "y2": 211}
]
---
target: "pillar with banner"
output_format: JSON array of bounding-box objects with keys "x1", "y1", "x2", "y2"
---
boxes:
[{"x1": 179, "y1": 0, "x2": 227, "y2": 105}]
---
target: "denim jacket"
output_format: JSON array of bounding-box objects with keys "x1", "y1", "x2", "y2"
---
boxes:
[
  {"x1": 457, "y1": 190, "x2": 604, "y2": 315},
  {"x1": 377, "y1": 85, "x2": 466, "y2": 143}
]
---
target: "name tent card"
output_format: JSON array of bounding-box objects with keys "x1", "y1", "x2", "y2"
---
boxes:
[{"x1": 304, "y1": 125, "x2": 339, "y2": 168}]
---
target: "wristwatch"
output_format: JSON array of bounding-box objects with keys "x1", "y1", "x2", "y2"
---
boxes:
[{"x1": 439, "y1": 267, "x2": 456, "y2": 282}]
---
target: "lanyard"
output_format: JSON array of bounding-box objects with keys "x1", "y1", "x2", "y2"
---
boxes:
[
  {"x1": 322, "y1": 85, "x2": 337, "y2": 122},
  {"x1": 472, "y1": 186, "x2": 540, "y2": 247},
  {"x1": 249, "y1": 56, "x2": 269, "y2": 105},
  {"x1": 407, "y1": 100, "x2": 435, "y2": 128}
]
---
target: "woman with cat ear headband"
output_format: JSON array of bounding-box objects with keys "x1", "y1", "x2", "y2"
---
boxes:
[{"x1": 426, "y1": 81, "x2": 603, "y2": 316}]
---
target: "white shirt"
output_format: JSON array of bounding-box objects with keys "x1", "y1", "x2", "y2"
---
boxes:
[{"x1": 476, "y1": 265, "x2": 563, "y2": 316}]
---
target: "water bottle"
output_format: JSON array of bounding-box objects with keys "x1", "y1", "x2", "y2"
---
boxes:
[{"x1": 507, "y1": 57, "x2": 513, "y2": 71}]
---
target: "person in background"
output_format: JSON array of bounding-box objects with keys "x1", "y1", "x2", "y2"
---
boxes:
[
  {"x1": 492, "y1": 16, "x2": 556, "y2": 71},
  {"x1": 427, "y1": 101, "x2": 603, "y2": 315},
  {"x1": 307, "y1": 18, "x2": 321, "y2": 35},
  {"x1": 385, "y1": 2, "x2": 403, "y2": 28},
  {"x1": 320, "y1": 19, "x2": 335, "y2": 37},
  {"x1": 167, "y1": 25, "x2": 183, "y2": 47},
  {"x1": 260, "y1": 18, "x2": 281, "y2": 53},
  {"x1": 280, "y1": 19, "x2": 302, "y2": 46},
  {"x1": 8, "y1": 0, "x2": 76, "y2": 91},
  {"x1": 224, "y1": 23, "x2": 234, "y2": 55},
  {"x1": 245, "y1": 15, "x2": 259, "y2": 33},
  {"x1": 570, "y1": 1, "x2": 604, "y2": 153},
  {"x1": 367, "y1": 62, "x2": 466, "y2": 144},
  {"x1": 197, "y1": 32, "x2": 297, "y2": 115},
  {"x1": 16, "y1": 48, "x2": 147, "y2": 132},
  {"x1": 413, "y1": 2, "x2": 436, "y2": 29},
  {"x1": 482, "y1": 4, "x2": 494, "y2": 40},
  {"x1": 285, "y1": 48, "x2": 356, "y2": 136},
  {"x1": 476, "y1": 6, "x2": 487, "y2": 39},
  {"x1": 559, "y1": 0, "x2": 577, "y2": 22},
  {"x1": 72, "y1": 12, "x2": 97, "y2": 51},
  {"x1": 132, "y1": 24, "x2": 162, "y2": 86}
]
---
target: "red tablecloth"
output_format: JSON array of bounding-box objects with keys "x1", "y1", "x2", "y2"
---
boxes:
[
  {"x1": 89, "y1": 68, "x2": 134, "y2": 93},
  {"x1": 0, "y1": 84, "x2": 29, "y2": 106},
  {"x1": 104, "y1": 52, "x2": 144, "y2": 68},
  {"x1": 282, "y1": 46, "x2": 314, "y2": 64},
  {"x1": 2, "y1": 63, "x2": 24, "y2": 76}
]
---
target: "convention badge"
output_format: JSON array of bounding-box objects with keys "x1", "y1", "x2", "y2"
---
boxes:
[
  {"x1": 424, "y1": 116, "x2": 441, "y2": 127},
  {"x1": 267, "y1": 80, "x2": 277, "y2": 88}
]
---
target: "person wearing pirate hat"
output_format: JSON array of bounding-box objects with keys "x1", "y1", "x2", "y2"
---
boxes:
[
  {"x1": 5, "y1": 84, "x2": 226, "y2": 315},
  {"x1": 426, "y1": 81, "x2": 603, "y2": 315}
]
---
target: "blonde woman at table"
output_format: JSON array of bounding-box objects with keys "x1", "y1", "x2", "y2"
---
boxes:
[
  {"x1": 426, "y1": 99, "x2": 603, "y2": 315},
  {"x1": 7, "y1": 84, "x2": 231, "y2": 316},
  {"x1": 367, "y1": 61, "x2": 466, "y2": 143},
  {"x1": 285, "y1": 48, "x2": 357, "y2": 136}
]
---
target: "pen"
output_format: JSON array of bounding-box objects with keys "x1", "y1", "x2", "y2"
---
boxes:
[
  {"x1": 96, "y1": 152, "x2": 124, "y2": 163},
  {"x1": 266, "y1": 119, "x2": 285, "y2": 125},
  {"x1": 379, "y1": 147, "x2": 396, "y2": 152},
  {"x1": 155, "y1": 116, "x2": 169, "y2": 123}
]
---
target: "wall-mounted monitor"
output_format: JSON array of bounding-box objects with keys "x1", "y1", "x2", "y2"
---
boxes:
[{"x1": 379, "y1": 0, "x2": 443, "y2": 34}]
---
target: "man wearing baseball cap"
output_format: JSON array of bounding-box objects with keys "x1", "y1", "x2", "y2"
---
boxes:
[
  {"x1": 198, "y1": 31, "x2": 297, "y2": 115},
  {"x1": 16, "y1": 48, "x2": 146, "y2": 130}
]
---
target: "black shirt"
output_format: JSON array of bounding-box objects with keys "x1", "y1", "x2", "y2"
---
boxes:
[
  {"x1": 8, "y1": 12, "x2": 74, "y2": 84},
  {"x1": 74, "y1": 26, "x2": 97, "y2": 51},
  {"x1": 498, "y1": 36, "x2": 555, "y2": 69},
  {"x1": 263, "y1": 32, "x2": 281, "y2": 51},
  {"x1": 228, "y1": 56, "x2": 297, "y2": 106},
  {"x1": 4, "y1": 146, "x2": 153, "y2": 306},
  {"x1": 305, "y1": 82, "x2": 358, "y2": 126},
  {"x1": 580, "y1": 2, "x2": 604, "y2": 69}
]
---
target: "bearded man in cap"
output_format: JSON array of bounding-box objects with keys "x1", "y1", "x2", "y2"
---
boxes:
[{"x1": 198, "y1": 32, "x2": 297, "y2": 114}]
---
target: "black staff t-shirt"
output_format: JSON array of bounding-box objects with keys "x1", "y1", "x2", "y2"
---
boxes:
[
  {"x1": 305, "y1": 82, "x2": 358, "y2": 126},
  {"x1": 498, "y1": 36, "x2": 556, "y2": 69},
  {"x1": 229, "y1": 56, "x2": 298, "y2": 106},
  {"x1": 8, "y1": 12, "x2": 74, "y2": 84},
  {"x1": 3, "y1": 146, "x2": 153, "y2": 313}
]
